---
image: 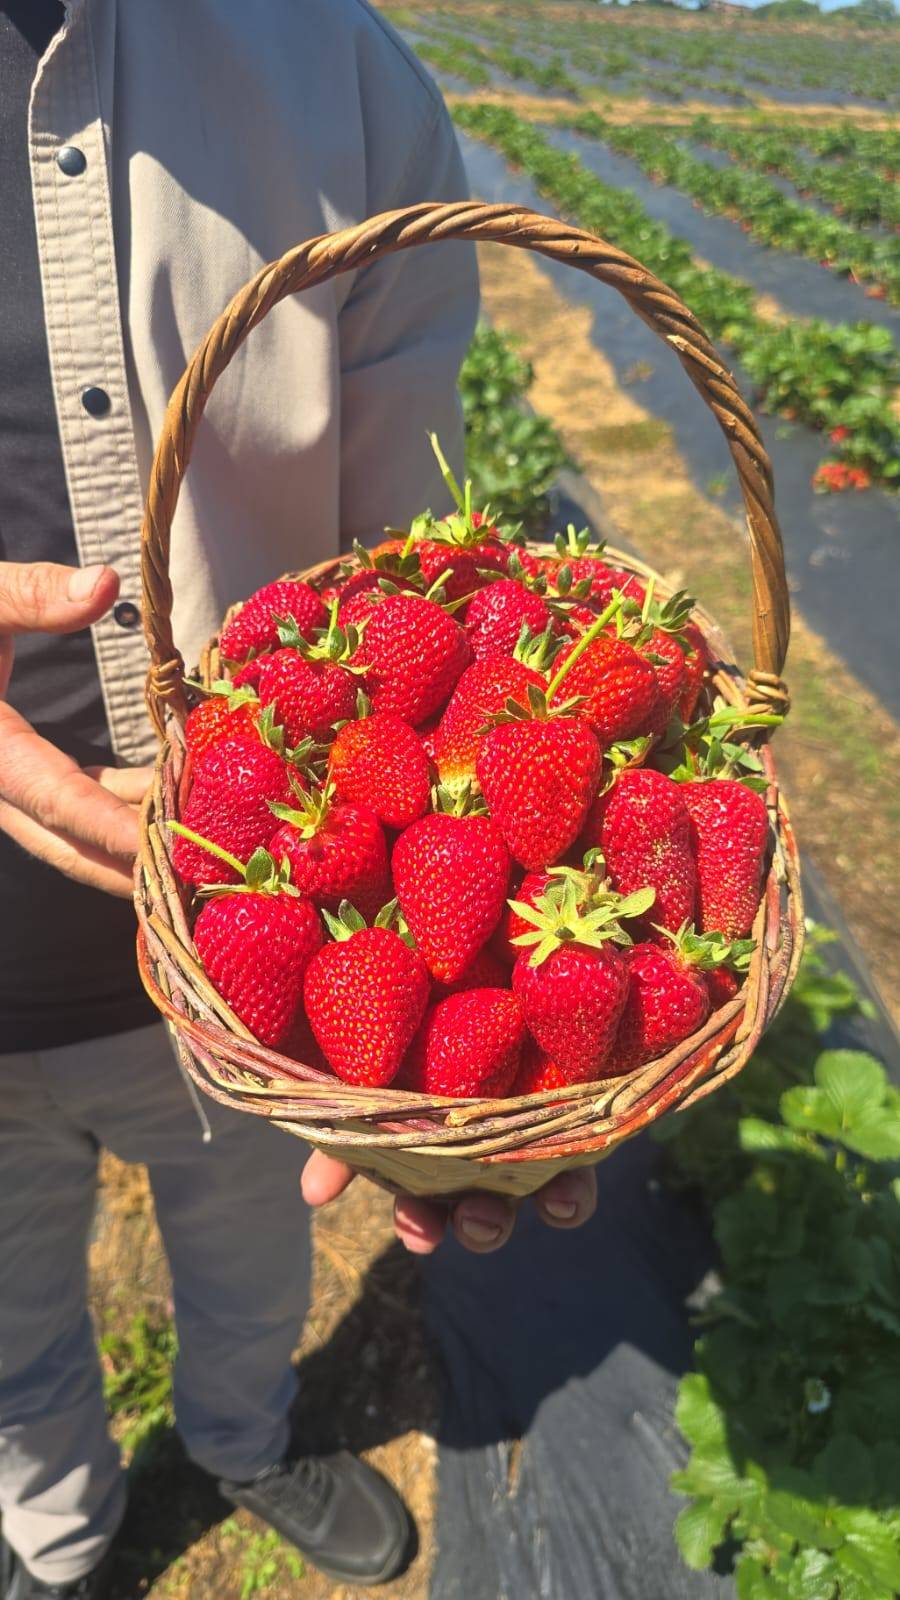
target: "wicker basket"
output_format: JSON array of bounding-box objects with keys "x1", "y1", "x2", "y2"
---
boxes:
[{"x1": 135, "y1": 201, "x2": 802, "y2": 1199}]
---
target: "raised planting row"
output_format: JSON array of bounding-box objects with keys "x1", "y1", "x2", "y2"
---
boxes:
[
  {"x1": 694, "y1": 119, "x2": 900, "y2": 231},
  {"x1": 453, "y1": 103, "x2": 900, "y2": 491},
  {"x1": 459, "y1": 324, "x2": 572, "y2": 525},
  {"x1": 559, "y1": 111, "x2": 900, "y2": 304},
  {"x1": 399, "y1": 3, "x2": 900, "y2": 104}
]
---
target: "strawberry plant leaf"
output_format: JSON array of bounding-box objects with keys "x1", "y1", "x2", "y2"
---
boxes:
[
  {"x1": 673, "y1": 1498, "x2": 731, "y2": 1570},
  {"x1": 813, "y1": 1436, "x2": 875, "y2": 1505},
  {"x1": 674, "y1": 1373, "x2": 728, "y2": 1451}
]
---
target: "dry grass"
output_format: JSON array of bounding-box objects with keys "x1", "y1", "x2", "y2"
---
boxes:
[{"x1": 91, "y1": 1159, "x2": 440, "y2": 1598}]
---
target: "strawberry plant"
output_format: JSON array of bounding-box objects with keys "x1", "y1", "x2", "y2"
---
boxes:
[
  {"x1": 452, "y1": 104, "x2": 900, "y2": 488},
  {"x1": 655, "y1": 929, "x2": 900, "y2": 1599},
  {"x1": 459, "y1": 325, "x2": 572, "y2": 523}
]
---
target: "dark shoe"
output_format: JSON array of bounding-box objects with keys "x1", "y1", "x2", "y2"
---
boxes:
[
  {"x1": 219, "y1": 1450, "x2": 412, "y2": 1587},
  {"x1": 1, "y1": 1538, "x2": 110, "y2": 1600}
]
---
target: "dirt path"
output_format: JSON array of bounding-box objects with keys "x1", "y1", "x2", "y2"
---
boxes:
[
  {"x1": 476, "y1": 242, "x2": 900, "y2": 1027},
  {"x1": 445, "y1": 87, "x2": 900, "y2": 130},
  {"x1": 92, "y1": 1158, "x2": 439, "y2": 1599}
]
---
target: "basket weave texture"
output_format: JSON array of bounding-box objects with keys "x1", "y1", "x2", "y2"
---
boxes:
[{"x1": 135, "y1": 202, "x2": 802, "y2": 1198}]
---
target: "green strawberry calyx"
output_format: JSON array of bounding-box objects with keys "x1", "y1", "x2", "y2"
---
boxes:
[
  {"x1": 431, "y1": 780, "x2": 489, "y2": 818},
  {"x1": 510, "y1": 874, "x2": 656, "y2": 967},
  {"x1": 670, "y1": 699, "x2": 783, "y2": 790},
  {"x1": 483, "y1": 681, "x2": 586, "y2": 729},
  {"x1": 188, "y1": 675, "x2": 258, "y2": 712},
  {"x1": 512, "y1": 621, "x2": 563, "y2": 675},
  {"x1": 321, "y1": 897, "x2": 415, "y2": 948},
  {"x1": 656, "y1": 920, "x2": 757, "y2": 972},
  {"x1": 167, "y1": 824, "x2": 301, "y2": 899},
  {"x1": 277, "y1": 600, "x2": 368, "y2": 674},
  {"x1": 268, "y1": 776, "x2": 336, "y2": 838},
  {"x1": 553, "y1": 523, "x2": 608, "y2": 563},
  {"x1": 348, "y1": 538, "x2": 424, "y2": 585},
  {"x1": 426, "y1": 432, "x2": 525, "y2": 553}
]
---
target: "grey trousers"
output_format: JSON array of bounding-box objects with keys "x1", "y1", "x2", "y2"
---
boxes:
[{"x1": 0, "y1": 1024, "x2": 311, "y2": 1585}]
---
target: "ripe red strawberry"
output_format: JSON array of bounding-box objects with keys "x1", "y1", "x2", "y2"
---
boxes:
[
  {"x1": 355, "y1": 592, "x2": 471, "y2": 725},
  {"x1": 511, "y1": 1041, "x2": 568, "y2": 1096},
  {"x1": 514, "y1": 943, "x2": 629, "y2": 1085},
  {"x1": 334, "y1": 570, "x2": 386, "y2": 616},
  {"x1": 219, "y1": 580, "x2": 326, "y2": 664},
  {"x1": 415, "y1": 540, "x2": 480, "y2": 604},
  {"x1": 402, "y1": 989, "x2": 527, "y2": 1098},
  {"x1": 433, "y1": 944, "x2": 508, "y2": 997},
  {"x1": 392, "y1": 810, "x2": 510, "y2": 982},
  {"x1": 476, "y1": 694, "x2": 602, "y2": 871},
  {"x1": 557, "y1": 555, "x2": 621, "y2": 605},
  {"x1": 191, "y1": 851, "x2": 323, "y2": 1050},
  {"x1": 584, "y1": 767, "x2": 697, "y2": 935},
  {"x1": 465, "y1": 580, "x2": 551, "y2": 661},
  {"x1": 328, "y1": 710, "x2": 431, "y2": 830},
  {"x1": 640, "y1": 626, "x2": 687, "y2": 734},
  {"x1": 303, "y1": 904, "x2": 431, "y2": 1086},
  {"x1": 269, "y1": 787, "x2": 390, "y2": 920},
  {"x1": 254, "y1": 649, "x2": 356, "y2": 743},
  {"x1": 681, "y1": 779, "x2": 769, "y2": 939},
  {"x1": 230, "y1": 658, "x2": 264, "y2": 691},
  {"x1": 172, "y1": 736, "x2": 293, "y2": 886},
  {"x1": 510, "y1": 878, "x2": 650, "y2": 1083},
  {"x1": 185, "y1": 694, "x2": 258, "y2": 760},
  {"x1": 705, "y1": 966, "x2": 741, "y2": 1009},
  {"x1": 613, "y1": 937, "x2": 713, "y2": 1074},
  {"x1": 678, "y1": 622, "x2": 712, "y2": 723},
  {"x1": 608, "y1": 570, "x2": 646, "y2": 607},
  {"x1": 433, "y1": 655, "x2": 547, "y2": 791},
  {"x1": 548, "y1": 635, "x2": 659, "y2": 743}
]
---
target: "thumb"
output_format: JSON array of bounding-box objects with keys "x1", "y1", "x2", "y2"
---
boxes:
[{"x1": 0, "y1": 562, "x2": 120, "y2": 636}]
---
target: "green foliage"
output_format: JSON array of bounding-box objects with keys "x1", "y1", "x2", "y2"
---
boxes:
[
  {"x1": 100, "y1": 1312, "x2": 177, "y2": 1465},
  {"x1": 221, "y1": 1522, "x2": 305, "y2": 1596},
  {"x1": 460, "y1": 324, "x2": 572, "y2": 524},
  {"x1": 694, "y1": 120, "x2": 900, "y2": 230},
  {"x1": 452, "y1": 104, "x2": 900, "y2": 487},
  {"x1": 656, "y1": 927, "x2": 900, "y2": 1598},
  {"x1": 567, "y1": 116, "x2": 900, "y2": 303}
]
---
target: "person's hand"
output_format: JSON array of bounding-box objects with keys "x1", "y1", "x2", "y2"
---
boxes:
[
  {"x1": 0, "y1": 561, "x2": 154, "y2": 896},
  {"x1": 301, "y1": 1149, "x2": 597, "y2": 1255}
]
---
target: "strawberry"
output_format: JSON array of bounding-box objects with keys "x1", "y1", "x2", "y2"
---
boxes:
[
  {"x1": 268, "y1": 783, "x2": 390, "y2": 920},
  {"x1": 548, "y1": 634, "x2": 659, "y2": 743},
  {"x1": 640, "y1": 626, "x2": 686, "y2": 733},
  {"x1": 706, "y1": 967, "x2": 739, "y2": 1008},
  {"x1": 172, "y1": 736, "x2": 293, "y2": 886},
  {"x1": 219, "y1": 580, "x2": 326, "y2": 664},
  {"x1": 402, "y1": 988, "x2": 526, "y2": 1099},
  {"x1": 511, "y1": 1040, "x2": 568, "y2": 1097},
  {"x1": 476, "y1": 688, "x2": 602, "y2": 872},
  {"x1": 328, "y1": 705, "x2": 431, "y2": 829},
  {"x1": 613, "y1": 933, "x2": 714, "y2": 1073},
  {"x1": 355, "y1": 591, "x2": 471, "y2": 725},
  {"x1": 392, "y1": 804, "x2": 510, "y2": 982},
  {"x1": 681, "y1": 779, "x2": 769, "y2": 940},
  {"x1": 432, "y1": 648, "x2": 551, "y2": 793},
  {"x1": 415, "y1": 540, "x2": 480, "y2": 604},
  {"x1": 465, "y1": 579, "x2": 551, "y2": 661},
  {"x1": 253, "y1": 649, "x2": 356, "y2": 744},
  {"x1": 583, "y1": 767, "x2": 697, "y2": 935},
  {"x1": 678, "y1": 621, "x2": 712, "y2": 723},
  {"x1": 303, "y1": 902, "x2": 430, "y2": 1086},
  {"x1": 433, "y1": 944, "x2": 508, "y2": 997},
  {"x1": 510, "y1": 877, "x2": 652, "y2": 1083},
  {"x1": 185, "y1": 693, "x2": 258, "y2": 760},
  {"x1": 188, "y1": 847, "x2": 323, "y2": 1049}
]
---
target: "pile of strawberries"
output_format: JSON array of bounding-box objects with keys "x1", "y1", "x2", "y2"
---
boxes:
[{"x1": 169, "y1": 445, "x2": 775, "y2": 1101}]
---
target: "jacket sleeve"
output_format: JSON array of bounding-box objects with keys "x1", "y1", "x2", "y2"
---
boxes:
[{"x1": 337, "y1": 87, "x2": 479, "y2": 545}]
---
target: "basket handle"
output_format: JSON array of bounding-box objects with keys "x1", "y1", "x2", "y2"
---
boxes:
[{"x1": 140, "y1": 200, "x2": 790, "y2": 737}]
